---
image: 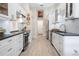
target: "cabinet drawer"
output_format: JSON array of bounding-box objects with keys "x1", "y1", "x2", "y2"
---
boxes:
[
  {"x1": 7, "y1": 50, "x2": 15, "y2": 56},
  {"x1": 64, "y1": 46, "x2": 79, "y2": 56},
  {"x1": 0, "y1": 38, "x2": 15, "y2": 49},
  {"x1": 0, "y1": 44, "x2": 15, "y2": 56},
  {"x1": 7, "y1": 45, "x2": 16, "y2": 56}
]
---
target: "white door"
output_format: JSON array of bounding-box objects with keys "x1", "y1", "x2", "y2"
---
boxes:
[{"x1": 37, "y1": 20, "x2": 43, "y2": 34}]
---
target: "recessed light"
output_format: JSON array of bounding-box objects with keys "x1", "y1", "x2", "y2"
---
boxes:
[{"x1": 39, "y1": 3, "x2": 44, "y2": 6}]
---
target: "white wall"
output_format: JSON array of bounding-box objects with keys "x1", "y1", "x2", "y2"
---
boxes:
[
  {"x1": 48, "y1": 10, "x2": 55, "y2": 30},
  {"x1": 29, "y1": 7, "x2": 38, "y2": 41}
]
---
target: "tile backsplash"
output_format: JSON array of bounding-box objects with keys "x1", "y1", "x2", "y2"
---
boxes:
[
  {"x1": 0, "y1": 20, "x2": 10, "y2": 34},
  {"x1": 65, "y1": 19, "x2": 79, "y2": 34}
]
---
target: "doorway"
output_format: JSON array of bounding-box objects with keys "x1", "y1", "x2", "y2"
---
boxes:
[{"x1": 37, "y1": 19, "x2": 44, "y2": 35}]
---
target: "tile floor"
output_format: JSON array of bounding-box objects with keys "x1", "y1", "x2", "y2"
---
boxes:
[{"x1": 20, "y1": 34, "x2": 58, "y2": 56}]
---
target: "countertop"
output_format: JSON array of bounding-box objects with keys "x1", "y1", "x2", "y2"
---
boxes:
[
  {"x1": 0, "y1": 31, "x2": 24, "y2": 40},
  {"x1": 53, "y1": 31, "x2": 79, "y2": 36}
]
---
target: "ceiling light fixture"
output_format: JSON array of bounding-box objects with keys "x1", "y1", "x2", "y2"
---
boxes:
[{"x1": 39, "y1": 3, "x2": 44, "y2": 6}]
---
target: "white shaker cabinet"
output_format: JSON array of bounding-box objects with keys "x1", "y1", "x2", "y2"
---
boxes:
[
  {"x1": 8, "y1": 3, "x2": 24, "y2": 20},
  {"x1": 73, "y1": 3, "x2": 79, "y2": 18},
  {"x1": 63, "y1": 36, "x2": 79, "y2": 56},
  {"x1": 0, "y1": 37, "x2": 16, "y2": 56},
  {"x1": 52, "y1": 33, "x2": 63, "y2": 55},
  {"x1": 52, "y1": 32, "x2": 79, "y2": 56},
  {"x1": 0, "y1": 33, "x2": 23, "y2": 56},
  {"x1": 8, "y1": 3, "x2": 17, "y2": 20},
  {"x1": 15, "y1": 34, "x2": 23, "y2": 56}
]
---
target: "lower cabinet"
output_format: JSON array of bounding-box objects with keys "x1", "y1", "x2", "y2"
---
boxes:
[
  {"x1": 15, "y1": 34, "x2": 23, "y2": 56},
  {"x1": 52, "y1": 32, "x2": 79, "y2": 56},
  {"x1": 0, "y1": 34, "x2": 23, "y2": 56},
  {"x1": 63, "y1": 36, "x2": 79, "y2": 56},
  {"x1": 52, "y1": 33, "x2": 63, "y2": 55}
]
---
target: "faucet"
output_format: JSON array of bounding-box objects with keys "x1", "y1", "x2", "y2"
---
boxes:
[{"x1": 60, "y1": 24, "x2": 66, "y2": 32}]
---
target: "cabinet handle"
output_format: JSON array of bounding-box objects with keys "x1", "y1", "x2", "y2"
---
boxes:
[
  {"x1": 73, "y1": 49, "x2": 78, "y2": 53},
  {"x1": 8, "y1": 48, "x2": 12, "y2": 52},
  {"x1": 8, "y1": 39, "x2": 12, "y2": 42}
]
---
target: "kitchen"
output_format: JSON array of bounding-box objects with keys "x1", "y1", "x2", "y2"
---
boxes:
[
  {"x1": 49, "y1": 3, "x2": 79, "y2": 56},
  {"x1": 0, "y1": 3, "x2": 30, "y2": 56},
  {"x1": 0, "y1": 3, "x2": 79, "y2": 56}
]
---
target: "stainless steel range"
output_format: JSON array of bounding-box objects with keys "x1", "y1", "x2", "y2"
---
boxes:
[{"x1": 23, "y1": 31, "x2": 29, "y2": 51}]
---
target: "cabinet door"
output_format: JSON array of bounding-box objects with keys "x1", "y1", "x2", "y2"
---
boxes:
[
  {"x1": 7, "y1": 44, "x2": 16, "y2": 56},
  {"x1": 8, "y1": 3, "x2": 16, "y2": 20},
  {"x1": 14, "y1": 34, "x2": 23, "y2": 56},
  {"x1": 52, "y1": 33, "x2": 63, "y2": 55},
  {"x1": 52, "y1": 32, "x2": 54, "y2": 44},
  {"x1": 52, "y1": 33, "x2": 59, "y2": 52},
  {"x1": 14, "y1": 35, "x2": 20, "y2": 56},
  {"x1": 19, "y1": 34, "x2": 23, "y2": 50},
  {"x1": 55, "y1": 33, "x2": 60, "y2": 53},
  {"x1": 0, "y1": 34, "x2": 23, "y2": 56},
  {"x1": 52, "y1": 33, "x2": 56, "y2": 46},
  {"x1": 58, "y1": 34, "x2": 63, "y2": 55},
  {"x1": 0, "y1": 43, "x2": 15, "y2": 56},
  {"x1": 73, "y1": 3, "x2": 79, "y2": 18},
  {"x1": 64, "y1": 36, "x2": 79, "y2": 56},
  {"x1": 0, "y1": 37, "x2": 15, "y2": 49},
  {"x1": 0, "y1": 3, "x2": 8, "y2": 15}
]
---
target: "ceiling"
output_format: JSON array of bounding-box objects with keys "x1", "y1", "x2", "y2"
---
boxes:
[
  {"x1": 29, "y1": 3, "x2": 59, "y2": 8},
  {"x1": 20, "y1": 3, "x2": 60, "y2": 11},
  {"x1": 29, "y1": 3, "x2": 54, "y2": 8}
]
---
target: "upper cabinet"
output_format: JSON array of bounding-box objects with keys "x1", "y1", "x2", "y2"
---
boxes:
[
  {"x1": 65, "y1": 3, "x2": 79, "y2": 20},
  {"x1": 0, "y1": 3, "x2": 10, "y2": 20},
  {"x1": 72, "y1": 3, "x2": 79, "y2": 18},
  {"x1": 8, "y1": 3, "x2": 18, "y2": 20},
  {"x1": 8, "y1": 3, "x2": 26, "y2": 21},
  {"x1": 55, "y1": 4, "x2": 66, "y2": 23},
  {"x1": 0, "y1": 3, "x2": 26, "y2": 21},
  {"x1": 65, "y1": 3, "x2": 73, "y2": 18},
  {"x1": 0, "y1": 3, "x2": 8, "y2": 16}
]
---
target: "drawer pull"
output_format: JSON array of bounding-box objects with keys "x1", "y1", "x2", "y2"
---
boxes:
[
  {"x1": 8, "y1": 40, "x2": 12, "y2": 42},
  {"x1": 73, "y1": 49, "x2": 78, "y2": 53},
  {"x1": 8, "y1": 48, "x2": 12, "y2": 52}
]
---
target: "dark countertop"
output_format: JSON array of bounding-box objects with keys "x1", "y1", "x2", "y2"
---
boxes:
[
  {"x1": 53, "y1": 31, "x2": 79, "y2": 36},
  {"x1": 0, "y1": 31, "x2": 24, "y2": 40}
]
